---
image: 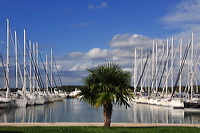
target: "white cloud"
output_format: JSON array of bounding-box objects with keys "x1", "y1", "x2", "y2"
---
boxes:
[
  {"x1": 161, "y1": 0, "x2": 200, "y2": 44},
  {"x1": 88, "y1": 2, "x2": 108, "y2": 10},
  {"x1": 69, "y1": 52, "x2": 83, "y2": 57},
  {"x1": 69, "y1": 63, "x2": 92, "y2": 71},
  {"x1": 110, "y1": 33, "x2": 154, "y2": 50},
  {"x1": 85, "y1": 48, "x2": 111, "y2": 59},
  {"x1": 69, "y1": 64, "x2": 80, "y2": 71},
  {"x1": 161, "y1": 0, "x2": 200, "y2": 30},
  {"x1": 97, "y1": 2, "x2": 108, "y2": 9},
  {"x1": 112, "y1": 48, "x2": 134, "y2": 58}
]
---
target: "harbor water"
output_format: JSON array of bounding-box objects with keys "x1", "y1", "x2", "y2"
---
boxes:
[{"x1": 0, "y1": 98, "x2": 200, "y2": 123}]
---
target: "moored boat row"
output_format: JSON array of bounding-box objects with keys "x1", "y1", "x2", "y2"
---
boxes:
[
  {"x1": 132, "y1": 94, "x2": 200, "y2": 109},
  {"x1": 0, "y1": 19, "x2": 67, "y2": 108},
  {"x1": 131, "y1": 32, "x2": 200, "y2": 110}
]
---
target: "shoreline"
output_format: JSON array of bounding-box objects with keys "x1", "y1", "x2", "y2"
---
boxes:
[{"x1": 0, "y1": 123, "x2": 199, "y2": 127}]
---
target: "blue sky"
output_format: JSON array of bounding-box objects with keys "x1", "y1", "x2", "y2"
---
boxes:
[
  {"x1": 0, "y1": 0, "x2": 200, "y2": 86},
  {"x1": 0, "y1": 0, "x2": 179, "y2": 53}
]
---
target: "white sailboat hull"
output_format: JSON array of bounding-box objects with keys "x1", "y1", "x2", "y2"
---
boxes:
[
  {"x1": 14, "y1": 98, "x2": 27, "y2": 107},
  {"x1": 170, "y1": 99, "x2": 184, "y2": 109},
  {"x1": 27, "y1": 99, "x2": 35, "y2": 106},
  {"x1": 35, "y1": 97, "x2": 45, "y2": 105}
]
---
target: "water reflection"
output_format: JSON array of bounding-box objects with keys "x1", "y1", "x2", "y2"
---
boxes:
[{"x1": 0, "y1": 99, "x2": 200, "y2": 123}]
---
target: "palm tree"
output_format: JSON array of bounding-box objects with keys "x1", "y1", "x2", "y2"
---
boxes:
[{"x1": 79, "y1": 63, "x2": 133, "y2": 127}]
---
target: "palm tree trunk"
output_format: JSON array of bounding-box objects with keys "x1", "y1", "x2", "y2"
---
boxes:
[{"x1": 103, "y1": 103, "x2": 112, "y2": 127}]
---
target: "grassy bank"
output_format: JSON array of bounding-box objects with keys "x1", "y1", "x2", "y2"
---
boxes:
[{"x1": 0, "y1": 126, "x2": 199, "y2": 133}]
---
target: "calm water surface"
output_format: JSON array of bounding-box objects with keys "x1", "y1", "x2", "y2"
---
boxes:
[{"x1": 0, "y1": 98, "x2": 200, "y2": 123}]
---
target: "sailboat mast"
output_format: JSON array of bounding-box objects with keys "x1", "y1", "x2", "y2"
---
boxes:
[
  {"x1": 191, "y1": 32, "x2": 194, "y2": 99},
  {"x1": 36, "y1": 42, "x2": 39, "y2": 92},
  {"x1": 6, "y1": 19, "x2": 10, "y2": 98},
  {"x1": 140, "y1": 48, "x2": 143, "y2": 91},
  {"x1": 155, "y1": 42, "x2": 158, "y2": 94},
  {"x1": 179, "y1": 38, "x2": 182, "y2": 97},
  {"x1": 134, "y1": 48, "x2": 137, "y2": 90},
  {"x1": 146, "y1": 51, "x2": 148, "y2": 92},
  {"x1": 32, "y1": 43, "x2": 35, "y2": 91},
  {"x1": 29, "y1": 41, "x2": 32, "y2": 93},
  {"x1": 23, "y1": 29, "x2": 26, "y2": 92},
  {"x1": 166, "y1": 39, "x2": 169, "y2": 96},
  {"x1": 51, "y1": 49, "x2": 53, "y2": 93},
  {"x1": 131, "y1": 52, "x2": 134, "y2": 87},
  {"x1": 152, "y1": 40, "x2": 155, "y2": 90},
  {"x1": 171, "y1": 37, "x2": 174, "y2": 94},
  {"x1": 46, "y1": 54, "x2": 48, "y2": 91},
  {"x1": 187, "y1": 39, "x2": 190, "y2": 95},
  {"x1": 162, "y1": 42, "x2": 165, "y2": 89},
  {"x1": 15, "y1": 31, "x2": 18, "y2": 89}
]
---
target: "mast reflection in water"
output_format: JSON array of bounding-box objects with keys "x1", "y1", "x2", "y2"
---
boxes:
[{"x1": 0, "y1": 99, "x2": 200, "y2": 123}]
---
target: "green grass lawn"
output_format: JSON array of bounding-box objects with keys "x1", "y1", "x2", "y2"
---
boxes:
[{"x1": 0, "y1": 126, "x2": 199, "y2": 133}]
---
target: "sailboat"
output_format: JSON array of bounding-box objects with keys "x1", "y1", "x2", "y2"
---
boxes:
[
  {"x1": 68, "y1": 88, "x2": 81, "y2": 98},
  {"x1": 3, "y1": 19, "x2": 27, "y2": 108},
  {"x1": 0, "y1": 18, "x2": 65, "y2": 107},
  {"x1": 183, "y1": 33, "x2": 200, "y2": 109}
]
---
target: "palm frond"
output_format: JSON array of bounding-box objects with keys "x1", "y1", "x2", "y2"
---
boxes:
[{"x1": 81, "y1": 62, "x2": 133, "y2": 108}]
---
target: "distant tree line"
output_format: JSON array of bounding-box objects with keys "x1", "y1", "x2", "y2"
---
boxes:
[
  {"x1": 57, "y1": 85, "x2": 82, "y2": 92},
  {"x1": 2, "y1": 86, "x2": 82, "y2": 93}
]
